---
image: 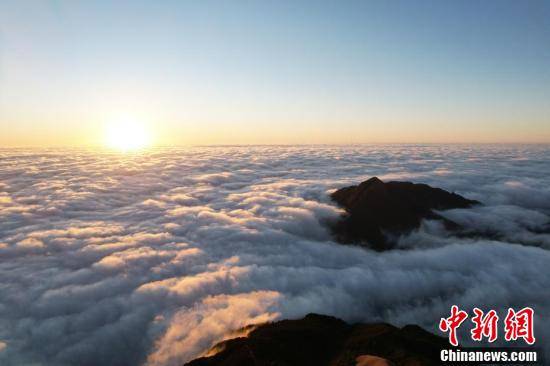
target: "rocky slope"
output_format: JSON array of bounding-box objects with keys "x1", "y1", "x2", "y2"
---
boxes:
[
  {"x1": 330, "y1": 177, "x2": 480, "y2": 250},
  {"x1": 184, "y1": 314, "x2": 451, "y2": 366}
]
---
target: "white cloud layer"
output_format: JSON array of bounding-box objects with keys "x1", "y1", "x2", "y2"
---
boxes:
[{"x1": 0, "y1": 145, "x2": 549, "y2": 366}]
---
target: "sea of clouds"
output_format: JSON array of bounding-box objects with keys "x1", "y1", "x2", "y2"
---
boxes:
[{"x1": 0, "y1": 145, "x2": 549, "y2": 366}]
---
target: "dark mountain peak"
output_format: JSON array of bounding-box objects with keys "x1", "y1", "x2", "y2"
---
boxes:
[
  {"x1": 184, "y1": 314, "x2": 453, "y2": 366},
  {"x1": 330, "y1": 177, "x2": 480, "y2": 250},
  {"x1": 332, "y1": 177, "x2": 386, "y2": 210},
  {"x1": 359, "y1": 176, "x2": 384, "y2": 188}
]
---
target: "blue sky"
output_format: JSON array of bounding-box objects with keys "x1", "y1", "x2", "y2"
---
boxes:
[{"x1": 1, "y1": 0, "x2": 549, "y2": 145}]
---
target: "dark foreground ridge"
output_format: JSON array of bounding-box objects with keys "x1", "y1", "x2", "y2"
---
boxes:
[
  {"x1": 330, "y1": 177, "x2": 480, "y2": 250},
  {"x1": 184, "y1": 313, "x2": 449, "y2": 366}
]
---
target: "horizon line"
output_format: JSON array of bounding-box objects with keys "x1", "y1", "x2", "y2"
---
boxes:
[{"x1": 2, "y1": 141, "x2": 550, "y2": 149}]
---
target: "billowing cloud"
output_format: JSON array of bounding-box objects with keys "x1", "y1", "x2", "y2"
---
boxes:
[
  {"x1": 145, "y1": 291, "x2": 281, "y2": 366},
  {"x1": 0, "y1": 145, "x2": 549, "y2": 366}
]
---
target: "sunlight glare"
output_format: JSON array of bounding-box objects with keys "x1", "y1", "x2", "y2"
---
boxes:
[{"x1": 104, "y1": 117, "x2": 152, "y2": 151}]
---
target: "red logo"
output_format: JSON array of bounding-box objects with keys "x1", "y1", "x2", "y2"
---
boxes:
[
  {"x1": 439, "y1": 306, "x2": 535, "y2": 346},
  {"x1": 471, "y1": 308, "x2": 498, "y2": 343},
  {"x1": 439, "y1": 305, "x2": 469, "y2": 346},
  {"x1": 504, "y1": 307, "x2": 536, "y2": 345}
]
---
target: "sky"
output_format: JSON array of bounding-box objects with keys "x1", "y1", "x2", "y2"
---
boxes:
[{"x1": 0, "y1": 0, "x2": 549, "y2": 147}]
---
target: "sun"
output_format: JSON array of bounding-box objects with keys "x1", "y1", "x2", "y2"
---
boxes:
[{"x1": 104, "y1": 117, "x2": 152, "y2": 151}]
